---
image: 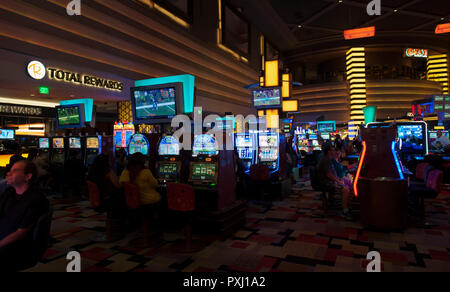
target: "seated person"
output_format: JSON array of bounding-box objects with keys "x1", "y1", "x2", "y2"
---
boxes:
[
  {"x1": 318, "y1": 146, "x2": 352, "y2": 220},
  {"x1": 87, "y1": 154, "x2": 124, "y2": 218},
  {"x1": 0, "y1": 160, "x2": 49, "y2": 271},
  {"x1": 120, "y1": 153, "x2": 161, "y2": 207},
  {"x1": 332, "y1": 149, "x2": 353, "y2": 191}
]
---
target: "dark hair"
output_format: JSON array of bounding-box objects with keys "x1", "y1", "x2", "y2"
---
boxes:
[
  {"x1": 87, "y1": 154, "x2": 110, "y2": 185},
  {"x1": 127, "y1": 153, "x2": 146, "y2": 183}
]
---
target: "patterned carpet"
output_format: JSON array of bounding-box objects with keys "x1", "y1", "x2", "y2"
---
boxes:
[{"x1": 26, "y1": 179, "x2": 450, "y2": 272}]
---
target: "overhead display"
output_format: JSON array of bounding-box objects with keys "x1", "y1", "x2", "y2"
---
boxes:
[
  {"x1": 252, "y1": 87, "x2": 282, "y2": 108},
  {"x1": 133, "y1": 87, "x2": 176, "y2": 119}
]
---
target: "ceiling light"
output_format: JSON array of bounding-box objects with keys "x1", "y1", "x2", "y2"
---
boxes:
[
  {"x1": 339, "y1": 0, "x2": 343, "y2": 3},
  {"x1": 394, "y1": 9, "x2": 398, "y2": 12},
  {"x1": 0, "y1": 97, "x2": 59, "y2": 107},
  {"x1": 298, "y1": 25, "x2": 302, "y2": 28}
]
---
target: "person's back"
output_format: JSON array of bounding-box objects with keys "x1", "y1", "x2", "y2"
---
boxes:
[
  {"x1": 120, "y1": 168, "x2": 160, "y2": 205},
  {"x1": 318, "y1": 155, "x2": 334, "y2": 184}
]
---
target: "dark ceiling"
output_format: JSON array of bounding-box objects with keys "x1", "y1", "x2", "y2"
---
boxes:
[{"x1": 233, "y1": 0, "x2": 450, "y2": 60}]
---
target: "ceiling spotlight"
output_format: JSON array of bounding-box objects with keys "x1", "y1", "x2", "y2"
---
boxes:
[
  {"x1": 30, "y1": 94, "x2": 35, "y2": 97},
  {"x1": 298, "y1": 25, "x2": 302, "y2": 28},
  {"x1": 394, "y1": 9, "x2": 398, "y2": 12},
  {"x1": 338, "y1": 0, "x2": 343, "y2": 3}
]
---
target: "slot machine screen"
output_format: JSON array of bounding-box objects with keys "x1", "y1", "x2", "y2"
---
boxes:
[
  {"x1": 236, "y1": 135, "x2": 253, "y2": 148},
  {"x1": 259, "y1": 149, "x2": 278, "y2": 161},
  {"x1": 259, "y1": 134, "x2": 278, "y2": 147},
  {"x1": 39, "y1": 138, "x2": 49, "y2": 149},
  {"x1": 53, "y1": 138, "x2": 64, "y2": 149},
  {"x1": 159, "y1": 163, "x2": 178, "y2": 176},
  {"x1": 69, "y1": 137, "x2": 82, "y2": 149},
  {"x1": 398, "y1": 125, "x2": 424, "y2": 154},
  {"x1": 309, "y1": 134, "x2": 318, "y2": 140},
  {"x1": 321, "y1": 133, "x2": 330, "y2": 140},
  {"x1": 312, "y1": 140, "x2": 319, "y2": 146},
  {"x1": 158, "y1": 136, "x2": 180, "y2": 156},
  {"x1": 129, "y1": 134, "x2": 149, "y2": 155},
  {"x1": 86, "y1": 137, "x2": 99, "y2": 149},
  {"x1": 238, "y1": 148, "x2": 253, "y2": 159},
  {"x1": 192, "y1": 134, "x2": 218, "y2": 157},
  {"x1": 191, "y1": 163, "x2": 216, "y2": 180},
  {"x1": 114, "y1": 131, "x2": 123, "y2": 148}
]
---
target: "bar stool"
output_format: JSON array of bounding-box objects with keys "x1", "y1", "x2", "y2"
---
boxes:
[
  {"x1": 166, "y1": 183, "x2": 206, "y2": 253},
  {"x1": 124, "y1": 182, "x2": 163, "y2": 248}
]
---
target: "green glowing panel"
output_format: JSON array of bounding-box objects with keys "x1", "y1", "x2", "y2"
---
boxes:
[
  {"x1": 135, "y1": 75, "x2": 195, "y2": 114},
  {"x1": 363, "y1": 106, "x2": 377, "y2": 125},
  {"x1": 39, "y1": 86, "x2": 49, "y2": 94}
]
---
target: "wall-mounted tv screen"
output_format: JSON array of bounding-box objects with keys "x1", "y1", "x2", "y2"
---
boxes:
[
  {"x1": 317, "y1": 121, "x2": 336, "y2": 133},
  {"x1": 131, "y1": 83, "x2": 182, "y2": 123},
  {"x1": 252, "y1": 87, "x2": 282, "y2": 109},
  {"x1": 0, "y1": 129, "x2": 15, "y2": 140},
  {"x1": 56, "y1": 104, "x2": 84, "y2": 129}
]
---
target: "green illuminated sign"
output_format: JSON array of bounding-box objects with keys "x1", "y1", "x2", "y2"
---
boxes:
[{"x1": 39, "y1": 87, "x2": 49, "y2": 94}]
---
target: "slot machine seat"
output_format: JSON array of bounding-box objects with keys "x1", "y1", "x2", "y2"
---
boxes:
[
  {"x1": 124, "y1": 182, "x2": 163, "y2": 248},
  {"x1": 410, "y1": 170, "x2": 443, "y2": 221},
  {"x1": 87, "y1": 181, "x2": 120, "y2": 243},
  {"x1": 166, "y1": 183, "x2": 206, "y2": 253}
]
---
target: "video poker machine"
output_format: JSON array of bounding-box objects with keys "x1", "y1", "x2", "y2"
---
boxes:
[
  {"x1": 257, "y1": 131, "x2": 280, "y2": 178},
  {"x1": 85, "y1": 136, "x2": 102, "y2": 167},
  {"x1": 354, "y1": 126, "x2": 408, "y2": 230},
  {"x1": 156, "y1": 135, "x2": 181, "y2": 183},
  {"x1": 51, "y1": 137, "x2": 66, "y2": 165},
  {"x1": 235, "y1": 133, "x2": 257, "y2": 174},
  {"x1": 38, "y1": 137, "x2": 50, "y2": 161}
]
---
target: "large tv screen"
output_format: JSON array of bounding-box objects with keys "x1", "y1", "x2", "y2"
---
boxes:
[
  {"x1": 252, "y1": 87, "x2": 282, "y2": 109},
  {"x1": 317, "y1": 121, "x2": 336, "y2": 133},
  {"x1": 56, "y1": 105, "x2": 84, "y2": 129},
  {"x1": 132, "y1": 87, "x2": 177, "y2": 120}
]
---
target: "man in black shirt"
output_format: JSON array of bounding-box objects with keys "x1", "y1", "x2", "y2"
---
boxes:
[{"x1": 0, "y1": 160, "x2": 49, "y2": 271}]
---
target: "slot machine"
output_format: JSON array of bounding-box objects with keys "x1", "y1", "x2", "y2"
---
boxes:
[
  {"x1": 68, "y1": 136, "x2": 83, "y2": 160},
  {"x1": 354, "y1": 126, "x2": 408, "y2": 230},
  {"x1": 156, "y1": 135, "x2": 181, "y2": 183},
  {"x1": 50, "y1": 137, "x2": 66, "y2": 165},
  {"x1": 189, "y1": 134, "x2": 219, "y2": 186},
  {"x1": 235, "y1": 133, "x2": 257, "y2": 174},
  {"x1": 257, "y1": 131, "x2": 280, "y2": 177},
  {"x1": 114, "y1": 122, "x2": 135, "y2": 154},
  {"x1": 128, "y1": 133, "x2": 150, "y2": 156},
  {"x1": 308, "y1": 133, "x2": 321, "y2": 151},
  {"x1": 85, "y1": 136, "x2": 102, "y2": 167},
  {"x1": 38, "y1": 137, "x2": 50, "y2": 161}
]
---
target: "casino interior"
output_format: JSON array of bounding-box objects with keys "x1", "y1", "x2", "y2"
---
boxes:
[{"x1": 0, "y1": 0, "x2": 449, "y2": 272}]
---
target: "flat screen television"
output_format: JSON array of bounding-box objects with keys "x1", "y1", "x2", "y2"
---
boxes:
[
  {"x1": 317, "y1": 121, "x2": 336, "y2": 133},
  {"x1": 131, "y1": 83, "x2": 183, "y2": 123},
  {"x1": 69, "y1": 137, "x2": 81, "y2": 149},
  {"x1": 39, "y1": 138, "x2": 49, "y2": 149},
  {"x1": 56, "y1": 104, "x2": 85, "y2": 129},
  {"x1": 0, "y1": 129, "x2": 15, "y2": 140},
  {"x1": 252, "y1": 87, "x2": 282, "y2": 109}
]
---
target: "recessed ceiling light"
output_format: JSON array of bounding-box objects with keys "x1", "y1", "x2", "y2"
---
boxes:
[
  {"x1": 30, "y1": 94, "x2": 35, "y2": 97},
  {"x1": 298, "y1": 25, "x2": 302, "y2": 28},
  {"x1": 394, "y1": 9, "x2": 398, "y2": 12},
  {"x1": 339, "y1": 0, "x2": 343, "y2": 3}
]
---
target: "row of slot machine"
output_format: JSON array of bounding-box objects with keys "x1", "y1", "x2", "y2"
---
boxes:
[
  {"x1": 295, "y1": 132, "x2": 322, "y2": 153},
  {"x1": 37, "y1": 136, "x2": 103, "y2": 167},
  {"x1": 124, "y1": 130, "x2": 281, "y2": 186}
]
